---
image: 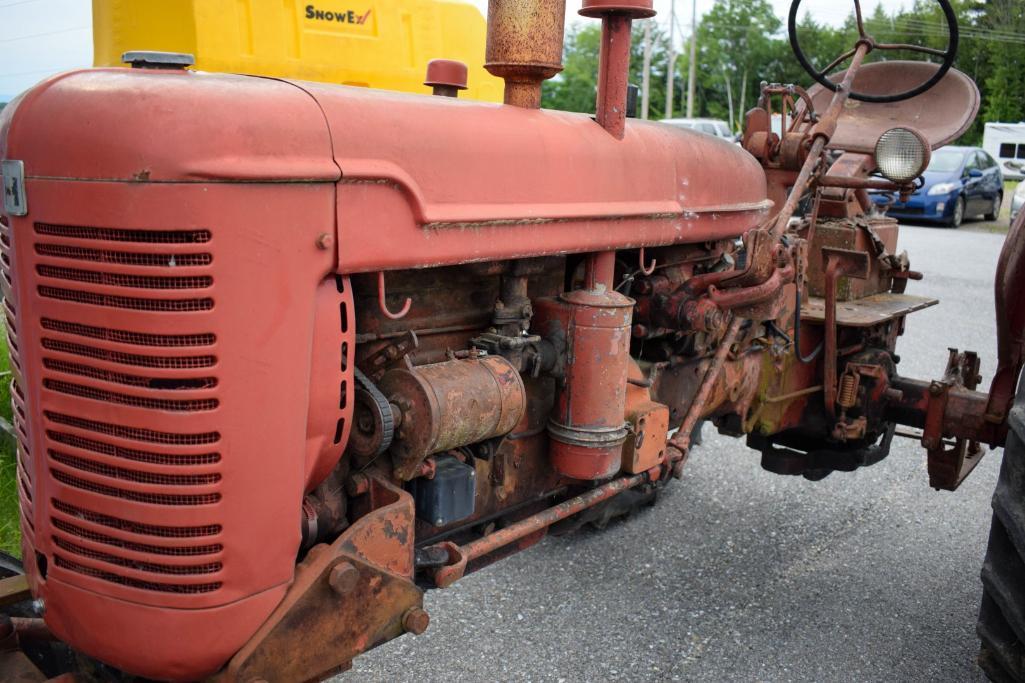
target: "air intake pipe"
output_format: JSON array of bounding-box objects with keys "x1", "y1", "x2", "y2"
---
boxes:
[{"x1": 580, "y1": 0, "x2": 655, "y2": 138}]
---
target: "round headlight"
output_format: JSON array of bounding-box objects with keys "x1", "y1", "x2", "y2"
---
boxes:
[{"x1": 875, "y1": 127, "x2": 930, "y2": 185}]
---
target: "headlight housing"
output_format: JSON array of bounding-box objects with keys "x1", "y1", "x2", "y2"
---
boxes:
[
  {"x1": 875, "y1": 127, "x2": 930, "y2": 184},
  {"x1": 928, "y1": 182, "x2": 959, "y2": 196}
]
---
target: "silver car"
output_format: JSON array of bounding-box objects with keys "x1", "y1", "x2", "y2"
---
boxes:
[
  {"x1": 1013, "y1": 180, "x2": 1025, "y2": 223},
  {"x1": 660, "y1": 118, "x2": 736, "y2": 142}
]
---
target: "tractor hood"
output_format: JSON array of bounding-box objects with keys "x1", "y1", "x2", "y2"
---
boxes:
[{"x1": 3, "y1": 68, "x2": 770, "y2": 272}]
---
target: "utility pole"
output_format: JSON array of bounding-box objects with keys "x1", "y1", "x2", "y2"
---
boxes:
[
  {"x1": 665, "y1": 0, "x2": 676, "y2": 119},
  {"x1": 686, "y1": 0, "x2": 697, "y2": 118},
  {"x1": 641, "y1": 20, "x2": 652, "y2": 120}
]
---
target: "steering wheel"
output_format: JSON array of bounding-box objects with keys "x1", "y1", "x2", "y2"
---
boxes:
[{"x1": 788, "y1": 0, "x2": 959, "y2": 103}]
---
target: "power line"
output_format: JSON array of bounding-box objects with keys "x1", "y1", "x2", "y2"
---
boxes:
[
  {"x1": 0, "y1": 65, "x2": 70, "y2": 79},
  {"x1": 0, "y1": 25, "x2": 89, "y2": 43},
  {"x1": 0, "y1": 0, "x2": 43, "y2": 9}
]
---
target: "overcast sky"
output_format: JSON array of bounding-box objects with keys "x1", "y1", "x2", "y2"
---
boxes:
[{"x1": 0, "y1": 0, "x2": 911, "y2": 102}]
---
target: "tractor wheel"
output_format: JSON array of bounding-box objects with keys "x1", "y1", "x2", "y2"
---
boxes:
[
  {"x1": 978, "y1": 375, "x2": 1025, "y2": 681},
  {"x1": 948, "y1": 196, "x2": 966, "y2": 228},
  {"x1": 986, "y1": 194, "x2": 1004, "y2": 222}
]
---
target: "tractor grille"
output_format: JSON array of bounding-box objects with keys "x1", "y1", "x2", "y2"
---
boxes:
[
  {"x1": 32, "y1": 221, "x2": 225, "y2": 596},
  {"x1": 0, "y1": 215, "x2": 34, "y2": 537}
]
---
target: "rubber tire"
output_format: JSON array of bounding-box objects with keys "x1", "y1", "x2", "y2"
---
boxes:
[
  {"x1": 987, "y1": 194, "x2": 1004, "y2": 222},
  {"x1": 948, "y1": 196, "x2": 966, "y2": 228},
  {"x1": 978, "y1": 374, "x2": 1025, "y2": 681}
]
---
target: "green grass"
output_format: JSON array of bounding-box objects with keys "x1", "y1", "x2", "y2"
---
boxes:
[{"x1": 0, "y1": 325, "x2": 22, "y2": 558}]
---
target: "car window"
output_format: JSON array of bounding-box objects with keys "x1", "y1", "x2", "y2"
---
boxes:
[
  {"x1": 697, "y1": 123, "x2": 716, "y2": 135},
  {"x1": 716, "y1": 124, "x2": 731, "y2": 138},
  {"x1": 928, "y1": 151, "x2": 964, "y2": 173},
  {"x1": 982, "y1": 152, "x2": 997, "y2": 169},
  {"x1": 964, "y1": 153, "x2": 980, "y2": 172}
]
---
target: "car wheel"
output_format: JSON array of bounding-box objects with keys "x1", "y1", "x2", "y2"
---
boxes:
[
  {"x1": 978, "y1": 375, "x2": 1025, "y2": 682},
  {"x1": 986, "y1": 194, "x2": 1003, "y2": 222},
  {"x1": 947, "y1": 196, "x2": 965, "y2": 228}
]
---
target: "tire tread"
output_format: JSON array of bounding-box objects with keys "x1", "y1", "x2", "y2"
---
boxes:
[{"x1": 979, "y1": 376, "x2": 1025, "y2": 681}]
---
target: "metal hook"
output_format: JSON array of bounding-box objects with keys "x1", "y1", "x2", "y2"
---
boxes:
[
  {"x1": 639, "y1": 247, "x2": 656, "y2": 276},
  {"x1": 377, "y1": 271, "x2": 411, "y2": 320}
]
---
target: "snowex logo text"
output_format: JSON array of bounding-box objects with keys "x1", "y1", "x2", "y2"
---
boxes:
[{"x1": 305, "y1": 4, "x2": 373, "y2": 25}]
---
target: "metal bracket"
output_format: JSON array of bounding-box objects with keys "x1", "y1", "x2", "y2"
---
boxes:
[
  {"x1": 925, "y1": 349, "x2": 985, "y2": 491},
  {"x1": 359, "y1": 330, "x2": 419, "y2": 382},
  {"x1": 1, "y1": 161, "x2": 27, "y2": 217},
  {"x1": 822, "y1": 247, "x2": 871, "y2": 417},
  {"x1": 224, "y1": 474, "x2": 422, "y2": 682}
]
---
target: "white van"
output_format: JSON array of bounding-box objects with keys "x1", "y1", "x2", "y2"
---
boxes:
[{"x1": 983, "y1": 122, "x2": 1025, "y2": 181}]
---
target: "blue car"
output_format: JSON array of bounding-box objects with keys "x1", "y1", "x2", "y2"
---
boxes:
[{"x1": 871, "y1": 146, "x2": 1004, "y2": 227}]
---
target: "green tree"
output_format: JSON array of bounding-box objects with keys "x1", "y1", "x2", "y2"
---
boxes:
[
  {"x1": 970, "y1": 0, "x2": 1025, "y2": 125},
  {"x1": 541, "y1": 20, "x2": 674, "y2": 120},
  {"x1": 542, "y1": 0, "x2": 1023, "y2": 145},
  {"x1": 691, "y1": 0, "x2": 782, "y2": 130}
]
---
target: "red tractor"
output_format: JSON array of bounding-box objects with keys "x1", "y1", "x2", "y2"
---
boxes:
[{"x1": 0, "y1": 0, "x2": 1021, "y2": 680}]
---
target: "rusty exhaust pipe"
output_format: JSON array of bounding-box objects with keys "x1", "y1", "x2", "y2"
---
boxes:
[
  {"x1": 485, "y1": 0, "x2": 566, "y2": 109},
  {"x1": 430, "y1": 470, "x2": 651, "y2": 587},
  {"x1": 580, "y1": 0, "x2": 655, "y2": 138}
]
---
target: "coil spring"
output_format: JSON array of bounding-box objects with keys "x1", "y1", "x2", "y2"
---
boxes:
[{"x1": 838, "y1": 373, "x2": 859, "y2": 409}]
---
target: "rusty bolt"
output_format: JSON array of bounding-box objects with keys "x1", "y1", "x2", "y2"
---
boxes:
[
  {"x1": 328, "y1": 561, "x2": 360, "y2": 595},
  {"x1": 402, "y1": 607, "x2": 430, "y2": 635},
  {"x1": 346, "y1": 473, "x2": 370, "y2": 496},
  {"x1": 389, "y1": 402, "x2": 404, "y2": 428},
  {"x1": 315, "y1": 233, "x2": 333, "y2": 250},
  {"x1": 928, "y1": 382, "x2": 945, "y2": 397}
]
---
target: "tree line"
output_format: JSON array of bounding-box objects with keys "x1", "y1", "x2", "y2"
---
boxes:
[{"x1": 541, "y1": 0, "x2": 1025, "y2": 145}]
